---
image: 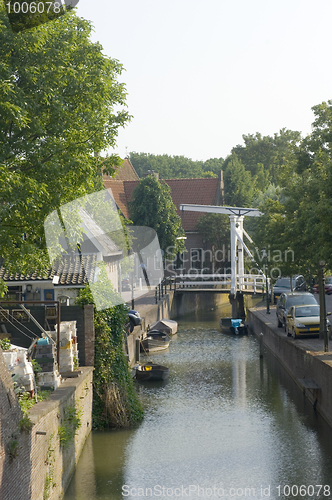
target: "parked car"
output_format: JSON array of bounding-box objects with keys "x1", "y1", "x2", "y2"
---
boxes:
[
  {"x1": 286, "y1": 304, "x2": 331, "y2": 339},
  {"x1": 313, "y1": 276, "x2": 332, "y2": 294},
  {"x1": 276, "y1": 292, "x2": 317, "y2": 330},
  {"x1": 127, "y1": 309, "x2": 142, "y2": 333},
  {"x1": 273, "y1": 275, "x2": 306, "y2": 304}
]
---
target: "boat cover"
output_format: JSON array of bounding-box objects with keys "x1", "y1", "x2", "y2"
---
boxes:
[{"x1": 149, "y1": 318, "x2": 178, "y2": 334}]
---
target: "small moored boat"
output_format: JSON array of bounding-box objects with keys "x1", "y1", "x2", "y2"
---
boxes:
[
  {"x1": 135, "y1": 363, "x2": 169, "y2": 381},
  {"x1": 140, "y1": 330, "x2": 171, "y2": 353},
  {"x1": 149, "y1": 319, "x2": 178, "y2": 335},
  {"x1": 220, "y1": 317, "x2": 248, "y2": 335}
]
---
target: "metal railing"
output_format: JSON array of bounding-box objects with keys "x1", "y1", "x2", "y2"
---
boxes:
[{"x1": 155, "y1": 274, "x2": 268, "y2": 303}]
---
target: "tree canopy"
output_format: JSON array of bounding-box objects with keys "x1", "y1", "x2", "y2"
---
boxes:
[
  {"x1": 129, "y1": 152, "x2": 223, "y2": 179},
  {"x1": 0, "y1": 6, "x2": 130, "y2": 272},
  {"x1": 129, "y1": 175, "x2": 185, "y2": 258},
  {"x1": 252, "y1": 103, "x2": 332, "y2": 277}
]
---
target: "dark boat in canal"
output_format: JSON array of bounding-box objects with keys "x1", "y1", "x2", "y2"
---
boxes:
[
  {"x1": 135, "y1": 363, "x2": 169, "y2": 381},
  {"x1": 140, "y1": 330, "x2": 171, "y2": 353},
  {"x1": 220, "y1": 317, "x2": 248, "y2": 335}
]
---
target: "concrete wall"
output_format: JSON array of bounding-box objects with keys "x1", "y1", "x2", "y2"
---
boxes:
[
  {"x1": 0, "y1": 349, "x2": 93, "y2": 500},
  {"x1": 170, "y1": 290, "x2": 230, "y2": 318},
  {"x1": 247, "y1": 308, "x2": 332, "y2": 429}
]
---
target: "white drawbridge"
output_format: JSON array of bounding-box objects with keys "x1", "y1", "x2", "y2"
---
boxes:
[{"x1": 179, "y1": 204, "x2": 265, "y2": 296}]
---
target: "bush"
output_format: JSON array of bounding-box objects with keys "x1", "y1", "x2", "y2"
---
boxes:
[{"x1": 76, "y1": 285, "x2": 143, "y2": 429}]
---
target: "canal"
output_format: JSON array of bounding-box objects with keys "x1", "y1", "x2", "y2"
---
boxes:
[{"x1": 64, "y1": 306, "x2": 332, "y2": 500}]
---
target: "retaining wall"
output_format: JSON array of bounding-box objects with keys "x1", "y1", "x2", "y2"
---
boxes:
[
  {"x1": 0, "y1": 348, "x2": 93, "y2": 500},
  {"x1": 247, "y1": 307, "x2": 332, "y2": 429}
]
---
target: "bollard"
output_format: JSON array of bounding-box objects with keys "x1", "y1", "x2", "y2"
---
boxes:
[{"x1": 259, "y1": 332, "x2": 264, "y2": 358}]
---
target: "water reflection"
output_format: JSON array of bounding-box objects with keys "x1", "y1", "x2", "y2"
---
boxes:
[{"x1": 64, "y1": 306, "x2": 332, "y2": 500}]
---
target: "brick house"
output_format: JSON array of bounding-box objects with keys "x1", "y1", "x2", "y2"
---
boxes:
[{"x1": 104, "y1": 159, "x2": 225, "y2": 275}]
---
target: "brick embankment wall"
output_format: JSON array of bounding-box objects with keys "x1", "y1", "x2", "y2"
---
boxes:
[
  {"x1": 0, "y1": 347, "x2": 93, "y2": 500},
  {"x1": 247, "y1": 307, "x2": 332, "y2": 429}
]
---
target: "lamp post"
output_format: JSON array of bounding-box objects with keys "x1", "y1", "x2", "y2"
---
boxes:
[
  {"x1": 262, "y1": 247, "x2": 270, "y2": 314},
  {"x1": 319, "y1": 260, "x2": 328, "y2": 352}
]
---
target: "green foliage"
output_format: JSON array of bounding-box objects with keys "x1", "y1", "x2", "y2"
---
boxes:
[
  {"x1": 8, "y1": 437, "x2": 19, "y2": 460},
  {"x1": 232, "y1": 129, "x2": 301, "y2": 189},
  {"x1": 129, "y1": 175, "x2": 185, "y2": 257},
  {"x1": 44, "y1": 433, "x2": 56, "y2": 500},
  {"x1": 18, "y1": 412, "x2": 34, "y2": 433},
  {"x1": 0, "y1": 4, "x2": 130, "y2": 274},
  {"x1": 32, "y1": 359, "x2": 42, "y2": 374},
  {"x1": 196, "y1": 213, "x2": 230, "y2": 268},
  {"x1": 17, "y1": 389, "x2": 51, "y2": 413},
  {"x1": 0, "y1": 337, "x2": 11, "y2": 350},
  {"x1": 223, "y1": 154, "x2": 255, "y2": 206},
  {"x1": 129, "y1": 152, "x2": 223, "y2": 179},
  {"x1": 251, "y1": 102, "x2": 332, "y2": 279},
  {"x1": 76, "y1": 286, "x2": 144, "y2": 429},
  {"x1": 58, "y1": 403, "x2": 82, "y2": 448}
]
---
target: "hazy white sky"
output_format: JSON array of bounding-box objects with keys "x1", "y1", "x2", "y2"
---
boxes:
[{"x1": 76, "y1": 0, "x2": 332, "y2": 161}]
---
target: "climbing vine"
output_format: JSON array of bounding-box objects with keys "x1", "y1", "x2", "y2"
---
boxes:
[
  {"x1": 58, "y1": 402, "x2": 82, "y2": 448},
  {"x1": 76, "y1": 284, "x2": 143, "y2": 430}
]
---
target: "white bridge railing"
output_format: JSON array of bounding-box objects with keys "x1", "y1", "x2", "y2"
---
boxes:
[{"x1": 175, "y1": 274, "x2": 268, "y2": 293}]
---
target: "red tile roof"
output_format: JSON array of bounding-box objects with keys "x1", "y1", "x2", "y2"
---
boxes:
[
  {"x1": 105, "y1": 177, "x2": 220, "y2": 231},
  {"x1": 103, "y1": 158, "x2": 139, "y2": 183},
  {"x1": 164, "y1": 178, "x2": 219, "y2": 231}
]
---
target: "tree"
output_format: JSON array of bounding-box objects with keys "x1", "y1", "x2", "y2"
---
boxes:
[
  {"x1": 222, "y1": 154, "x2": 255, "y2": 206},
  {"x1": 0, "y1": 6, "x2": 130, "y2": 273},
  {"x1": 129, "y1": 175, "x2": 185, "y2": 259},
  {"x1": 196, "y1": 213, "x2": 230, "y2": 271},
  {"x1": 232, "y1": 129, "x2": 301, "y2": 189},
  {"x1": 129, "y1": 152, "x2": 204, "y2": 179}
]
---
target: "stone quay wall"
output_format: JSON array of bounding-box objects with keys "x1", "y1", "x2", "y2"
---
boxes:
[
  {"x1": 247, "y1": 307, "x2": 332, "y2": 429},
  {"x1": 0, "y1": 349, "x2": 93, "y2": 500}
]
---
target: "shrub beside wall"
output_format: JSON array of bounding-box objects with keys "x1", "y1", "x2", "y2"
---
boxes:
[{"x1": 76, "y1": 285, "x2": 143, "y2": 429}]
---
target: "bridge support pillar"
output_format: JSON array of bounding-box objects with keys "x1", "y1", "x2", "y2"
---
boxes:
[{"x1": 229, "y1": 292, "x2": 245, "y2": 319}]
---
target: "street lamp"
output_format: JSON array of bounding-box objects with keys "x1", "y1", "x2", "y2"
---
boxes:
[{"x1": 318, "y1": 260, "x2": 328, "y2": 352}]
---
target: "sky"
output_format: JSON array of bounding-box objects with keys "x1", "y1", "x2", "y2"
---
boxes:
[{"x1": 76, "y1": 0, "x2": 332, "y2": 162}]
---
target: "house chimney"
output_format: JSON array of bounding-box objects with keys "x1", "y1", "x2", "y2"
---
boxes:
[{"x1": 216, "y1": 170, "x2": 224, "y2": 205}]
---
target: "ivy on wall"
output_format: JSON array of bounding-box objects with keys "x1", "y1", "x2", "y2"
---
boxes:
[{"x1": 76, "y1": 285, "x2": 143, "y2": 429}]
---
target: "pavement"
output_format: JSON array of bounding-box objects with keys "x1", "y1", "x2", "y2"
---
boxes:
[{"x1": 250, "y1": 302, "x2": 332, "y2": 354}]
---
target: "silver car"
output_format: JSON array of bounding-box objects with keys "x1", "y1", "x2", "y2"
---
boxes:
[{"x1": 276, "y1": 292, "x2": 318, "y2": 330}]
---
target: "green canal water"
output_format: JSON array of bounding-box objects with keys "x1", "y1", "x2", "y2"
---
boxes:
[{"x1": 64, "y1": 306, "x2": 332, "y2": 499}]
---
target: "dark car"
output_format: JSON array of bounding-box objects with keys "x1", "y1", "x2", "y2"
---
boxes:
[
  {"x1": 313, "y1": 276, "x2": 332, "y2": 295},
  {"x1": 127, "y1": 309, "x2": 142, "y2": 333},
  {"x1": 276, "y1": 291, "x2": 318, "y2": 330},
  {"x1": 273, "y1": 275, "x2": 306, "y2": 304}
]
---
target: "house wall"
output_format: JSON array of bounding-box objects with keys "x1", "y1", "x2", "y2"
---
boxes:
[{"x1": 0, "y1": 350, "x2": 93, "y2": 500}]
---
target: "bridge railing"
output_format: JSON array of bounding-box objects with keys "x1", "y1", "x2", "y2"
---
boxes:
[{"x1": 154, "y1": 274, "x2": 268, "y2": 303}]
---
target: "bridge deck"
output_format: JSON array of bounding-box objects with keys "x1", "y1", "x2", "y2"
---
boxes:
[{"x1": 175, "y1": 288, "x2": 264, "y2": 294}]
